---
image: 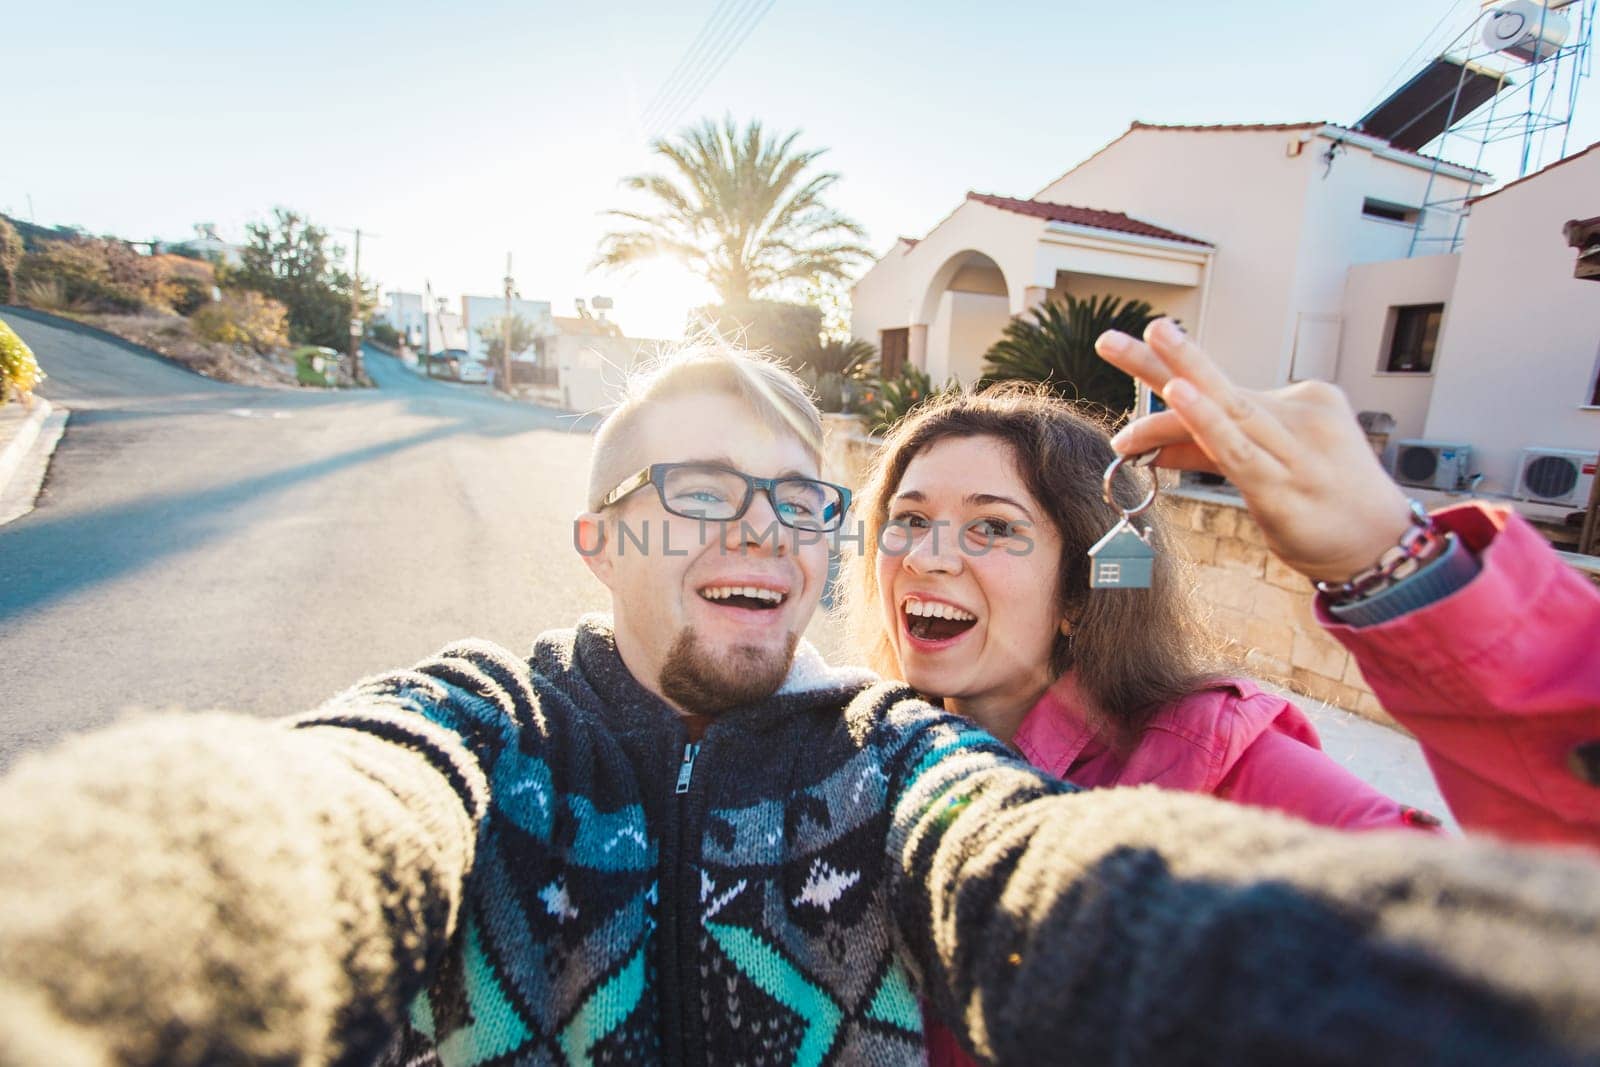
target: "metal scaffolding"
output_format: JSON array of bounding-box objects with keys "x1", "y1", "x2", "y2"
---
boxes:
[{"x1": 1404, "y1": 0, "x2": 1596, "y2": 256}]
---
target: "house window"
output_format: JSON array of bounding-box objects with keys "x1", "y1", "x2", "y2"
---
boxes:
[
  {"x1": 1384, "y1": 304, "x2": 1444, "y2": 373},
  {"x1": 880, "y1": 327, "x2": 909, "y2": 377},
  {"x1": 1363, "y1": 198, "x2": 1420, "y2": 225},
  {"x1": 1590, "y1": 342, "x2": 1600, "y2": 407}
]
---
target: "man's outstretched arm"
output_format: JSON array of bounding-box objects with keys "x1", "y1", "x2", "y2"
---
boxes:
[
  {"x1": 875, "y1": 691, "x2": 1600, "y2": 1066},
  {"x1": 0, "y1": 640, "x2": 544, "y2": 1067}
]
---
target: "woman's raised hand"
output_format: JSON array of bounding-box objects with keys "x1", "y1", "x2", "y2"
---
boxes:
[{"x1": 1095, "y1": 319, "x2": 1416, "y2": 586}]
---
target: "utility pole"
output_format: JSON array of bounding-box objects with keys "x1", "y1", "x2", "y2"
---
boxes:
[
  {"x1": 348, "y1": 228, "x2": 364, "y2": 384},
  {"x1": 501, "y1": 252, "x2": 514, "y2": 396}
]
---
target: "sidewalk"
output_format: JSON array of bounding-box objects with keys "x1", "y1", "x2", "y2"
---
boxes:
[{"x1": 0, "y1": 397, "x2": 68, "y2": 526}]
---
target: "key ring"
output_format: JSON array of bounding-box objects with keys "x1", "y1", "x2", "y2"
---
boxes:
[{"x1": 1102, "y1": 449, "x2": 1161, "y2": 518}]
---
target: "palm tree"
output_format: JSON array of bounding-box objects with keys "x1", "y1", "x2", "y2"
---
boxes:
[
  {"x1": 981, "y1": 294, "x2": 1162, "y2": 417},
  {"x1": 593, "y1": 117, "x2": 873, "y2": 305},
  {"x1": 787, "y1": 336, "x2": 878, "y2": 415}
]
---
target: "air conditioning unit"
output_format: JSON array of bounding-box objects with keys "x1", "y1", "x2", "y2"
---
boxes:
[
  {"x1": 1391, "y1": 440, "x2": 1473, "y2": 490},
  {"x1": 1514, "y1": 447, "x2": 1597, "y2": 506}
]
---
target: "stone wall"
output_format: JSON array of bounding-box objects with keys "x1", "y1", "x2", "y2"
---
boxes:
[
  {"x1": 1160, "y1": 487, "x2": 1397, "y2": 729},
  {"x1": 820, "y1": 413, "x2": 878, "y2": 496}
]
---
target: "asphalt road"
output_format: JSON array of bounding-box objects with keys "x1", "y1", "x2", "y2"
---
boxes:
[{"x1": 0, "y1": 312, "x2": 610, "y2": 766}]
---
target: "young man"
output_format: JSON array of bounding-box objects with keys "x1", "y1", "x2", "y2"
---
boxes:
[{"x1": 1, "y1": 347, "x2": 1599, "y2": 1067}]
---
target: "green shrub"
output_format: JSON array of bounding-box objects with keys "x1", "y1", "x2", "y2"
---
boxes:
[
  {"x1": 0, "y1": 319, "x2": 45, "y2": 404},
  {"x1": 367, "y1": 319, "x2": 402, "y2": 349},
  {"x1": 857, "y1": 363, "x2": 960, "y2": 435},
  {"x1": 980, "y1": 294, "x2": 1158, "y2": 417}
]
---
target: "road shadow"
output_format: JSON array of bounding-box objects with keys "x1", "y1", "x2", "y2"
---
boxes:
[{"x1": 0, "y1": 419, "x2": 487, "y2": 620}]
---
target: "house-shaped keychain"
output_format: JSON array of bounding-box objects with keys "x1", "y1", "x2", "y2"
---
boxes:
[{"x1": 1087, "y1": 522, "x2": 1155, "y2": 589}]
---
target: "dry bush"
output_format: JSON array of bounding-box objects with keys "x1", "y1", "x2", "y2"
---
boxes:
[
  {"x1": 190, "y1": 290, "x2": 289, "y2": 353},
  {"x1": 82, "y1": 312, "x2": 297, "y2": 388}
]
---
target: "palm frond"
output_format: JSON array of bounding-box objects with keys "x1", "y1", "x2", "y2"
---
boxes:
[
  {"x1": 980, "y1": 294, "x2": 1160, "y2": 417},
  {"x1": 594, "y1": 117, "x2": 872, "y2": 305}
]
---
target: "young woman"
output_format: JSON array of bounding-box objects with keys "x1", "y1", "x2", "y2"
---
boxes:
[
  {"x1": 852, "y1": 384, "x2": 1433, "y2": 829},
  {"x1": 850, "y1": 383, "x2": 1441, "y2": 1067}
]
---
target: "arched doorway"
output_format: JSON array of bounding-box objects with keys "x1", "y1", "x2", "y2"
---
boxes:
[{"x1": 916, "y1": 250, "x2": 1013, "y2": 385}]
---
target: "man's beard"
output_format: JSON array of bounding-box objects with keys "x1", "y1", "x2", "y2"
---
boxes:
[{"x1": 658, "y1": 626, "x2": 799, "y2": 716}]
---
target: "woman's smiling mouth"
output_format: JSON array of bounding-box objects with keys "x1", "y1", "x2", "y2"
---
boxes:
[{"x1": 901, "y1": 596, "x2": 978, "y2": 646}]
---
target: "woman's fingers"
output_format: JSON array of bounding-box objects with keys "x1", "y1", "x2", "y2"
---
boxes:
[
  {"x1": 1095, "y1": 330, "x2": 1173, "y2": 391},
  {"x1": 1109, "y1": 408, "x2": 1187, "y2": 450},
  {"x1": 1142, "y1": 319, "x2": 1302, "y2": 466},
  {"x1": 1160, "y1": 378, "x2": 1290, "y2": 486}
]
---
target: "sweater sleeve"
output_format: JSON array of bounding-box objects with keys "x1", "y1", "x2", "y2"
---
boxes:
[
  {"x1": 1320, "y1": 504, "x2": 1600, "y2": 849},
  {"x1": 874, "y1": 690, "x2": 1600, "y2": 1067},
  {"x1": 0, "y1": 639, "x2": 549, "y2": 1067}
]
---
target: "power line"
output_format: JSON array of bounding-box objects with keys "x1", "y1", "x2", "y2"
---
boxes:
[
  {"x1": 647, "y1": 0, "x2": 779, "y2": 138},
  {"x1": 643, "y1": 0, "x2": 763, "y2": 135},
  {"x1": 1359, "y1": 0, "x2": 1479, "y2": 120},
  {"x1": 640, "y1": 0, "x2": 750, "y2": 133}
]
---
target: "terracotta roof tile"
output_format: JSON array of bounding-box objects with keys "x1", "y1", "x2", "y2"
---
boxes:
[{"x1": 966, "y1": 192, "x2": 1212, "y2": 247}]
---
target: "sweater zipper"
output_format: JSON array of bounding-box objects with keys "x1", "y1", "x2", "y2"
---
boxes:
[{"x1": 675, "y1": 742, "x2": 700, "y2": 795}]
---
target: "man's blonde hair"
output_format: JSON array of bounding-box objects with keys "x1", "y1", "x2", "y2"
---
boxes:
[{"x1": 586, "y1": 344, "x2": 823, "y2": 511}]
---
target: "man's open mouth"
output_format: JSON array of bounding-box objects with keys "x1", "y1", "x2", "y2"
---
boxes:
[
  {"x1": 699, "y1": 585, "x2": 788, "y2": 611},
  {"x1": 902, "y1": 597, "x2": 977, "y2": 642}
]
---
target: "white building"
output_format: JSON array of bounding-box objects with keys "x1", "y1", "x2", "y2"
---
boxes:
[
  {"x1": 852, "y1": 121, "x2": 1599, "y2": 521},
  {"x1": 460, "y1": 295, "x2": 553, "y2": 366},
  {"x1": 378, "y1": 291, "x2": 427, "y2": 348}
]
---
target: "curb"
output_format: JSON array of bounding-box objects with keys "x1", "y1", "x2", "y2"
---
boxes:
[
  {"x1": 0, "y1": 398, "x2": 67, "y2": 526},
  {"x1": 0, "y1": 397, "x2": 52, "y2": 497}
]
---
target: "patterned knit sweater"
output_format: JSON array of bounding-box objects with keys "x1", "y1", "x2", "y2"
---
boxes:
[{"x1": 2, "y1": 617, "x2": 1600, "y2": 1066}]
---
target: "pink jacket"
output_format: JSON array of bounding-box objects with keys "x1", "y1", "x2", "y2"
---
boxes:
[
  {"x1": 928, "y1": 502, "x2": 1600, "y2": 1065},
  {"x1": 1009, "y1": 673, "x2": 1434, "y2": 829},
  {"x1": 1322, "y1": 503, "x2": 1600, "y2": 850}
]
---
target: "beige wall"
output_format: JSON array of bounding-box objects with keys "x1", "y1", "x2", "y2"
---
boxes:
[
  {"x1": 1423, "y1": 145, "x2": 1600, "y2": 494},
  {"x1": 1052, "y1": 272, "x2": 1203, "y2": 329},
  {"x1": 1035, "y1": 127, "x2": 1313, "y2": 391},
  {"x1": 1285, "y1": 138, "x2": 1476, "y2": 386},
  {"x1": 930, "y1": 290, "x2": 1012, "y2": 383},
  {"x1": 554, "y1": 334, "x2": 659, "y2": 413},
  {"x1": 849, "y1": 241, "x2": 916, "y2": 356},
  {"x1": 1332, "y1": 254, "x2": 1460, "y2": 446}
]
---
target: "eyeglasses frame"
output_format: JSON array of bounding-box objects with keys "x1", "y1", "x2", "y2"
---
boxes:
[{"x1": 598, "y1": 462, "x2": 853, "y2": 531}]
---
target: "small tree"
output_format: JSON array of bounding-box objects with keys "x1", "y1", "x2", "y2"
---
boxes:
[
  {"x1": 477, "y1": 315, "x2": 538, "y2": 364},
  {"x1": 0, "y1": 218, "x2": 22, "y2": 305},
  {"x1": 981, "y1": 294, "x2": 1160, "y2": 418},
  {"x1": 227, "y1": 208, "x2": 371, "y2": 349}
]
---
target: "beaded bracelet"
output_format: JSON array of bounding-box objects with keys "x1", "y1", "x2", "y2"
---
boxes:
[{"x1": 1313, "y1": 500, "x2": 1447, "y2": 604}]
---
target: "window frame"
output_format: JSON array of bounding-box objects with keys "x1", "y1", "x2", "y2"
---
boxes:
[{"x1": 1380, "y1": 303, "x2": 1446, "y2": 375}]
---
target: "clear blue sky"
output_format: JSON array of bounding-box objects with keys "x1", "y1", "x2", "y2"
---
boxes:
[{"x1": 6, "y1": 0, "x2": 1596, "y2": 338}]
